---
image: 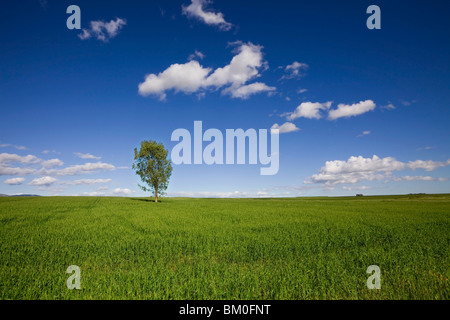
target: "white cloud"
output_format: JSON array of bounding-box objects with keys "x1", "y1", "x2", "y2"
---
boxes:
[
  {"x1": 41, "y1": 150, "x2": 60, "y2": 155},
  {"x1": 297, "y1": 88, "x2": 308, "y2": 94},
  {"x1": 29, "y1": 176, "x2": 57, "y2": 186},
  {"x1": 62, "y1": 178, "x2": 112, "y2": 185},
  {"x1": 80, "y1": 191, "x2": 106, "y2": 197},
  {"x1": 40, "y1": 162, "x2": 117, "y2": 176},
  {"x1": 283, "y1": 101, "x2": 332, "y2": 120},
  {"x1": 4, "y1": 177, "x2": 26, "y2": 185},
  {"x1": 74, "y1": 152, "x2": 101, "y2": 160},
  {"x1": 79, "y1": 18, "x2": 126, "y2": 42},
  {"x1": 327, "y1": 100, "x2": 376, "y2": 120},
  {"x1": 0, "y1": 165, "x2": 36, "y2": 176},
  {"x1": 1, "y1": 144, "x2": 27, "y2": 150},
  {"x1": 394, "y1": 176, "x2": 448, "y2": 182},
  {"x1": 138, "y1": 60, "x2": 211, "y2": 100},
  {"x1": 111, "y1": 188, "x2": 133, "y2": 196},
  {"x1": 182, "y1": 0, "x2": 232, "y2": 31},
  {"x1": 357, "y1": 130, "x2": 371, "y2": 137},
  {"x1": 342, "y1": 185, "x2": 372, "y2": 191},
  {"x1": 0, "y1": 153, "x2": 40, "y2": 164},
  {"x1": 42, "y1": 158, "x2": 64, "y2": 168},
  {"x1": 407, "y1": 159, "x2": 450, "y2": 171},
  {"x1": 381, "y1": 103, "x2": 396, "y2": 110},
  {"x1": 224, "y1": 82, "x2": 275, "y2": 99},
  {"x1": 282, "y1": 61, "x2": 308, "y2": 79},
  {"x1": 271, "y1": 122, "x2": 300, "y2": 134},
  {"x1": 305, "y1": 155, "x2": 450, "y2": 186},
  {"x1": 138, "y1": 42, "x2": 273, "y2": 100},
  {"x1": 169, "y1": 190, "x2": 266, "y2": 198}
]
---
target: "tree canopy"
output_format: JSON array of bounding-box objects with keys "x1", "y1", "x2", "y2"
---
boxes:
[{"x1": 132, "y1": 140, "x2": 172, "y2": 202}]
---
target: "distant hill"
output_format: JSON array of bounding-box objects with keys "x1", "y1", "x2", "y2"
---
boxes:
[{"x1": 0, "y1": 194, "x2": 41, "y2": 197}]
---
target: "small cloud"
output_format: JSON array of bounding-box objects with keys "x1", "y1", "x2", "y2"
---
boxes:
[
  {"x1": 74, "y1": 152, "x2": 101, "y2": 160},
  {"x1": 417, "y1": 146, "x2": 435, "y2": 151},
  {"x1": 223, "y1": 82, "x2": 276, "y2": 99},
  {"x1": 80, "y1": 191, "x2": 106, "y2": 197},
  {"x1": 42, "y1": 150, "x2": 60, "y2": 154},
  {"x1": 357, "y1": 130, "x2": 371, "y2": 137},
  {"x1": 381, "y1": 103, "x2": 396, "y2": 110},
  {"x1": 327, "y1": 100, "x2": 376, "y2": 120},
  {"x1": 61, "y1": 178, "x2": 112, "y2": 185},
  {"x1": 0, "y1": 143, "x2": 27, "y2": 150},
  {"x1": 78, "y1": 18, "x2": 127, "y2": 42},
  {"x1": 111, "y1": 188, "x2": 133, "y2": 196},
  {"x1": 281, "y1": 62, "x2": 309, "y2": 80},
  {"x1": 283, "y1": 101, "x2": 332, "y2": 120},
  {"x1": 4, "y1": 177, "x2": 26, "y2": 185},
  {"x1": 182, "y1": 0, "x2": 232, "y2": 31},
  {"x1": 188, "y1": 50, "x2": 205, "y2": 61},
  {"x1": 297, "y1": 88, "x2": 308, "y2": 94},
  {"x1": 42, "y1": 158, "x2": 64, "y2": 168},
  {"x1": 29, "y1": 176, "x2": 57, "y2": 186},
  {"x1": 400, "y1": 100, "x2": 415, "y2": 106},
  {"x1": 271, "y1": 122, "x2": 300, "y2": 134},
  {"x1": 0, "y1": 153, "x2": 40, "y2": 164}
]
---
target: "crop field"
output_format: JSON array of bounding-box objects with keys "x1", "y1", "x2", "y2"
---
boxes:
[{"x1": 0, "y1": 194, "x2": 449, "y2": 300}]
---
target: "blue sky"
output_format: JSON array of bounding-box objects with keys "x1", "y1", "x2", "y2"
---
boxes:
[{"x1": 0, "y1": 0, "x2": 449, "y2": 197}]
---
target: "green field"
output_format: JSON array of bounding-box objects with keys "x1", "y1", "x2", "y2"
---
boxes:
[{"x1": 0, "y1": 194, "x2": 449, "y2": 300}]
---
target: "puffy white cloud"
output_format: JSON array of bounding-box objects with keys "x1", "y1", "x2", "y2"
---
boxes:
[
  {"x1": 29, "y1": 176, "x2": 57, "y2": 186},
  {"x1": 204, "y1": 42, "x2": 266, "y2": 88},
  {"x1": 284, "y1": 101, "x2": 332, "y2": 120},
  {"x1": 407, "y1": 159, "x2": 450, "y2": 171},
  {"x1": 111, "y1": 188, "x2": 133, "y2": 196},
  {"x1": 138, "y1": 60, "x2": 211, "y2": 100},
  {"x1": 79, "y1": 18, "x2": 126, "y2": 42},
  {"x1": 74, "y1": 152, "x2": 102, "y2": 160},
  {"x1": 305, "y1": 155, "x2": 405, "y2": 185},
  {"x1": 282, "y1": 61, "x2": 309, "y2": 79},
  {"x1": 305, "y1": 155, "x2": 450, "y2": 186},
  {"x1": 41, "y1": 158, "x2": 64, "y2": 168},
  {"x1": 182, "y1": 0, "x2": 232, "y2": 30},
  {"x1": 271, "y1": 122, "x2": 300, "y2": 134},
  {"x1": 0, "y1": 153, "x2": 40, "y2": 164},
  {"x1": 327, "y1": 100, "x2": 376, "y2": 120},
  {"x1": 4, "y1": 177, "x2": 26, "y2": 185},
  {"x1": 0, "y1": 165, "x2": 37, "y2": 176},
  {"x1": 138, "y1": 42, "x2": 273, "y2": 100}
]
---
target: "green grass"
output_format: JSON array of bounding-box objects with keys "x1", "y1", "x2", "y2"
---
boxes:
[{"x1": 0, "y1": 194, "x2": 449, "y2": 300}]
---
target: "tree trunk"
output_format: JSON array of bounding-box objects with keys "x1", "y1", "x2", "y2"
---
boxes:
[{"x1": 155, "y1": 190, "x2": 158, "y2": 203}]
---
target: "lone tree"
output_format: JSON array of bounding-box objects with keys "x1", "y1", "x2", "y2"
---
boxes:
[{"x1": 133, "y1": 140, "x2": 172, "y2": 203}]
